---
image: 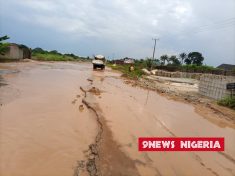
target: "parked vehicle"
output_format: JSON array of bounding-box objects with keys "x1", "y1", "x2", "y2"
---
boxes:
[{"x1": 92, "y1": 55, "x2": 105, "y2": 70}]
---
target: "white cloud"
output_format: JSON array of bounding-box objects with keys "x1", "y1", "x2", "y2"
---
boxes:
[{"x1": 23, "y1": 0, "x2": 57, "y2": 12}]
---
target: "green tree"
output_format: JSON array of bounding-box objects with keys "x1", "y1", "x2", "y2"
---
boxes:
[
  {"x1": 188, "y1": 52, "x2": 204, "y2": 66},
  {"x1": 0, "y1": 35, "x2": 10, "y2": 55},
  {"x1": 145, "y1": 57, "x2": 153, "y2": 70},
  {"x1": 184, "y1": 57, "x2": 192, "y2": 65},
  {"x1": 160, "y1": 55, "x2": 169, "y2": 65},
  {"x1": 168, "y1": 55, "x2": 181, "y2": 66},
  {"x1": 32, "y1": 47, "x2": 46, "y2": 54},
  {"x1": 154, "y1": 59, "x2": 161, "y2": 66},
  {"x1": 49, "y1": 50, "x2": 59, "y2": 55},
  {"x1": 179, "y1": 52, "x2": 187, "y2": 65}
]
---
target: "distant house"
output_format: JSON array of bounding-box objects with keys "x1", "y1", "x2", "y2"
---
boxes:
[
  {"x1": 112, "y1": 57, "x2": 135, "y2": 64},
  {"x1": 123, "y1": 57, "x2": 135, "y2": 64},
  {"x1": 217, "y1": 64, "x2": 235, "y2": 71},
  {"x1": 114, "y1": 59, "x2": 124, "y2": 64},
  {"x1": 0, "y1": 43, "x2": 31, "y2": 60}
]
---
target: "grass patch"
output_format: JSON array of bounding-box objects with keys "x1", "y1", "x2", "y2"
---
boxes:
[
  {"x1": 31, "y1": 48, "x2": 90, "y2": 61},
  {"x1": 108, "y1": 63, "x2": 144, "y2": 79},
  {"x1": 180, "y1": 65, "x2": 220, "y2": 72},
  {"x1": 217, "y1": 96, "x2": 235, "y2": 110},
  {"x1": 32, "y1": 53, "x2": 78, "y2": 61}
]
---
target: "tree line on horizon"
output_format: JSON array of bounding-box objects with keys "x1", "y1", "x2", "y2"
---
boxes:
[
  {"x1": 32, "y1": 47, "x2": 89, "y2": 60},
  {"x1": 158, "y1": 52, "x2": 204, "y2": 66},
  {"x1": 133, "y1": 52, "x2": 223, "y2": 73}
]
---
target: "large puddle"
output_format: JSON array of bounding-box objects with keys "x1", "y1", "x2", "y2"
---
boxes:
[{"x1": 0, "y1": 62, "x2": 97, "y2": 176}]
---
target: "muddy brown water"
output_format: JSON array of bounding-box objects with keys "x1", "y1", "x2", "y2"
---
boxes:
[
  {"x1": 0, "y1": 61, "x2": 235, "y2": 176},
  {"x1": 0, "y1": 62, "x2": 97, "y2": 176}
]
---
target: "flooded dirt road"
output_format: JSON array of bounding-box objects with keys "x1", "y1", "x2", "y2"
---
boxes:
[{"x1": 0, "y1": 61, "x2": 235, "y2": 176}]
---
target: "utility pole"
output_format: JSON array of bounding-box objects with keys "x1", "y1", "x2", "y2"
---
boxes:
[
  {"x1": 145, "y1": 38, "x2": 159, "y2": 105},
  {"x1": 151, "y1": 38, "x2": 159, "y2": 70}
]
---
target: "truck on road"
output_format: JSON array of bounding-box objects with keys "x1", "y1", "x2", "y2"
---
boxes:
[{"x1": 92, "y1": 55, "x2": 105, "y2": 70}]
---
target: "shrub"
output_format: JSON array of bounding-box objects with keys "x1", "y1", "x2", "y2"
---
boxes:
[
  {"x1": 217, "y1": 96, "x2": 235, "y2": 110},
  {"x1": 109, "y1": 63, "x2": 144, "y2": 79},
  {"x1": 31, "y1": 48, "x2": 83, "y2": 61},
  {"x1": 180, "y1": 65, "x2": 219, "y2": 73}
]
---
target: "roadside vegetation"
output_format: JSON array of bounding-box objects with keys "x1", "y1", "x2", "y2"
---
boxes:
[
  {"x1": 109, "y1": 51, "x2": 235, "y2": 78},
  {"x1": 155, "y1": 52, "x2": 228, "y2": 74},
  {"x1": 107, "y1": 62, "x2": 144, "y2": 79},
  {"x1": 108, "y1": 51, "x2": 216, "y2": 79},
  {"x1": 153, "y1": 52, "x2": 221, "y2": 72},
  {"x1": 0, "y1": 35, "x2": 10, "y2": 55},
  {"x1": 32, "y1": 48, "x2": 90, "y2": 61},
  {"x1": 217, "y1": 96, "x2": 235, "y2": 110}
]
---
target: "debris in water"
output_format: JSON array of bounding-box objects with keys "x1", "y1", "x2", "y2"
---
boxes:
[
  {"x1": 87, "y1": 78, "x2": 93, "y2": 82},
  {"x1": 79, "y1": 104, "x2": 84, "y2": 112},
  {"x1": 72, "y1": 99, "x2": 77, "y2": 104},
  {"x1": 88, "y1": 87, "x2": 101, "y2": 96}
]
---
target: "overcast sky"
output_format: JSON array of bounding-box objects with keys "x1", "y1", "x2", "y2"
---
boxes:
[{"x1": 0, "y1": 0, "x2": 234, "y2": 66}]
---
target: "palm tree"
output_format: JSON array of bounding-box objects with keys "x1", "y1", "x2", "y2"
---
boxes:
[
  {"x1": 179, "y1": 52, "x2": 187, "y2": 65},
  {"x1": 160, "y1": 55, "x2": 168, "y2": 65}
]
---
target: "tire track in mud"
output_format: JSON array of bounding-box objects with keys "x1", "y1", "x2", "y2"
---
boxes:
[{"x1": 74, "y1": 78, "x2": 140, "y2": 176}]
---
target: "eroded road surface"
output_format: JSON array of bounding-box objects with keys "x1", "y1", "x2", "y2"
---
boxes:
[{"x1": 0, "y1": 61, "x2": 235, "y2": 176}]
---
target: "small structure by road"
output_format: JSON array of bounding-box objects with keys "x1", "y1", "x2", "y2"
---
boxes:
[
  {"x1": 217, "y1": 64, "x2": 235, "y2": 71},
  {"x1": 123, "y1": 57, "x2": 134, "y2": 64},
  {"x1": 113, "y1": 57, "x2": 135, "y2": 64},
  {"x1": 0, "y1": 43, "x2": 31, "y2": 61}
]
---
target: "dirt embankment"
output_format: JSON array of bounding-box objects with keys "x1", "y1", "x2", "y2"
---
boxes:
[
  {"x1": 122, "y1": 76, "x2": 235, "y2": 129},
  {"x1": 74, "y1": 78, "x2": 140, "y2": 176}
]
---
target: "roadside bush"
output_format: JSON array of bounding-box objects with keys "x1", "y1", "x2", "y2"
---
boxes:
[
  {"x1": 217, "y1": 96, "x2": 235, "y2": 110},
  {"x1": 0, "y1": 35, "x2": 10, "y2": 55},
  {"x1": 31, "y1": 47, "x2": 85, "y2": 61},
  {"x1": 109, "y1": 64, "x2": 144, "y2": 79},
  {"x1": 180, "y1": 65, "x2": 219, "y2": 73},
  {"x1": 32, "y1": 53, "x2": 74, "y2": 61}
]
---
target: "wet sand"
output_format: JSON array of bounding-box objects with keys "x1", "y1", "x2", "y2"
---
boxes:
[{"x1": 0, "y1": 61, "x2": 235, "y2": 176}]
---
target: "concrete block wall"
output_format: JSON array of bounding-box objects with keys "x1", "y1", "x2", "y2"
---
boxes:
[
  {"x1": 151, "y1": 69, "x2": 202, "y2": 80},
  {"x1": 199, "y1": 74, "x2": 235, "y2": 100},
  {"x1": 179, "y1": 72, "x2": 202, "y2": 80}
]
